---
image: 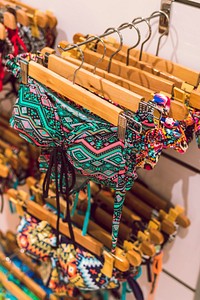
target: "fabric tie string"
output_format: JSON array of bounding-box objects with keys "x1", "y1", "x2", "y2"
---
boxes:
[
  {"x1": 42, "y1": 146, "x2": 76, "y2": 248},
  {"x1": 127, "y1": 276, "x2": 144, "y2": 300}
]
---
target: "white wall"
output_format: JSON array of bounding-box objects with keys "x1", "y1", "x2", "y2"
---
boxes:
[
  {"x1": 23, "y1": 0, "x2": 200, "y2": 71},
  {"x1": 4, "y1": 1, "x2": 200, "y2": 299}
]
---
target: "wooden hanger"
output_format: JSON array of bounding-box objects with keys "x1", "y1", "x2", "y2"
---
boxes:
[
  {"x1": 7, "y1": 0, "x2": 55, "y2": 28},
  {"x1": 97, "y1": 42, "x2": 187, "y2": 88},
  {"x1": 0, "y1": 251, "x2": 47, "y2": 300},
  {"x1": 90, "y1": 181, "x2": 141, "y2": 224},
  {"x1": 6, "y1": 0, "x2": 47, "y2": 28},
  {"x1": 189, "y1": 90, "x2": 200, "y2": 109},
  {"x1": 41, "y1": 47, "x2": 146, "y2": 113},
  {"x1": 0, "y1": 140, "x2": 29, "y2": 171},
  {"x1": 0, "y1": 118, "x2": 38, "y2": 161},
  {"x1": 26, "y1": 176, "x2": 161, "y2": 253},
  {"x1": 0, "y1": 231, "x2": 42, "y2": 279},
  {"x1": 7, "y1": 189, "x2": 137, "y2": 277},
  {"x1": 26, "y1": 178, "x2": 159, "y2": 269},
  {"x1": 125, "y1": 191, "x2": 177, "y2": 236},
  {"x1": 71, "y1": 210, "x2": 142, "y2": 268},
  {"x1": 0, "y1": 270, "x2": 32, "y2": 300},
  {"x1": 72, "y1": 212, "x2": 112, "y2": 250},
  {"x1": 20, "y1": 58, "x2": 125, "y2": 128},
  {"x1": 99, "y1": 43, "x2": 200, "y2": 95},
  {"x1": 45, "y1": 10, "x2": 57, "y2": 29},
  {"x1": 32, "y1": 10, "x2": 48, "y2": 29},
  {"x1": 0, "y1": 0, "x2": 29, "y2": 26},
  {"x1": 1, "y1": 234, "x2": 60, "y2": 300},
  {"x1": 71, "y1": 211, "x2": 142, "y2": 268},
  {"x1": 16, "y1": 7, "x2": 29, "y2": 26},
  {"x1": 131, "y1": 181, "x2": 190, "y2": 228},
  {"x1": 71, "y1": 36, "x2": 200, "y2": 112},
  {"x1": 92, "y1": 206, "x2": 156, "y2": 257},
  {"x1": 58, "y1": 41, "x2": 188, "y2": 121},
  {"x1": 68, "y1": 39, "x2": 175, "y2": 94},
  {"x1": 0, "y1": 1, "x2": 16, "y2": 29},
  {"x1": 69, "y1": 55, "x2": 155, "y2": 99},
  {"x1": 26, "y1": 176, "x2": 62, "y2": 206},
  {"x1": 45, "y1": 191, "x2": 150, "y2": 265},
  {"x1": 7, "y1": 188, "x2": 103, "y2": 256},
  {"x1": 61, "y1": 54, "x2": 194, "y2": 122},
  {"x1": 3, "y1": 11, "x2": 17, "y2": 29},
  {"x1": 0, "y1": 125, "x2": 26, "y2": 149},
  {"x1": 0, "y1": 22, "x2": 6, "y2": 39},
  {"x1": 102, "y1": 36, "x2": 200, "y2": 87},
  {"x1": 0, "y1": 125, "x2": 30, "y2": 169},
  {"x1": 66, "y1": 185, "x2": 155, "y2": 257},
  {"x1": 90, "y1": 182, "x2": 164, "y2": 245},
  {"x1": 48, "y1": 46, "x2": 155, "y2": 101},
  {"x1": 7, "y1": 0, "x2": 35, "y2": 14},
  {"x1": 26, "y1": 177, "x2": 143, "y2": 267},
  {"x1": 0, "y1": 162, "x2": 9, "y2": 178},
  {"x1": 74, "y1": 33, "x2": 184, "y2": 88}
]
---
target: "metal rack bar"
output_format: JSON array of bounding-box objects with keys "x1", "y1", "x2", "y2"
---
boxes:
[
  {"x1": 58, "y1": 13, "x2": 162, "y2": 52},
  {"x1": 174, "y1": 0, "x2": 200, "y2": 8}
]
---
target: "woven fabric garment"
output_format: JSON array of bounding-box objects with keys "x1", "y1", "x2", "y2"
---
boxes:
[
  {"x1": 194, "y1": 114, "x2": 200, "y2": 147},
  {"x1": 0, "y1": 37, "x2": 14, "y2": 91},
  {"x1": 0, "y1": 53, "x2": 4, "y2": 91},
  {"x1": 184, "y1": 110, "x2": 200, "y2": 148},
  {"x1": 17, "y1": 213, "x2": 71, "y2": 295},
  {"x1": 18, "y1": 25, "x2": 48, "y2": 53},
  {"x1": 17, "y1": 213, "x2": 121, "y2": 294},
  {"x1": 6, "y1": 54, "x2": 190, "y2": 253},
  {"x1": 6, "y1": 27, "x2": 28, "y2": 57}
]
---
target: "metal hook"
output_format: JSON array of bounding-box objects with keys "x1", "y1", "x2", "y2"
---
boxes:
[
  {"x1": 118, "y1": 22, "x2": 141, "y2": 65},
  {"x1": 150, "y1": 10, "x2": 170, "y2": 56},
  {"x1": 60, "y1": 43, "x2": 84, "y2": 84},
  {"x1": 103, "y1": 27, "x2": 123, "y2": 73},
  {"x1": 132, "y1": 17, "x2": 152, "y2": 61},
  {"x1": 86, "y1": 35, "x2": 106, "y2": 74}
]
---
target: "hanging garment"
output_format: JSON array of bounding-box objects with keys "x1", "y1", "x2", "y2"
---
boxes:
[
  {"x1": 0, "y1": 53, "x2": 4, "y2": 91},
  {"x1": 6, "y1": 27, "x2": 28, "y2": 57},
  {"x1": 17, "y1": 25, "x2": 47, "y2": 53},
  {"x1": 0, "y1": 36, "x2": 14, "y2": 92},
  {"x1": 17, "y1": 212, "x2": 145, "y2": 299},
  {"x1": 6, "y1": 53, "x2": 191, "y2": 254},
  {"x1": 17, "y1": 213, "x2": 120, "y2": 293}
]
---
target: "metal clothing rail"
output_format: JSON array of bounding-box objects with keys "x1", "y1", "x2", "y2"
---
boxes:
[
  {"x1": 58, "y1": 12, "x2": 166, "y2": 53},
  {"x1": 174, "y1": 0, "x2": 200, "y2": 8},
  {"x1": 160, "y1": 0, "x2": 200, "y2": 35}
]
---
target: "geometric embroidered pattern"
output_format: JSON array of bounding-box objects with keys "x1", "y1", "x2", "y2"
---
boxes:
[
  {"x1": 6, "y1": 54, "x2": 191, "y2": 253},
  {"x1": 17, "y1": 214, "x2": 119, "y2": 293}
]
